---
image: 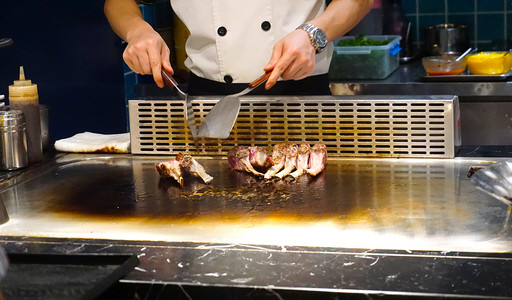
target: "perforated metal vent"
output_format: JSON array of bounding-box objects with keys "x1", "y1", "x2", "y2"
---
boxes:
[{"x1": 128, "y1": 95, "x2": 460, "y2": 158}]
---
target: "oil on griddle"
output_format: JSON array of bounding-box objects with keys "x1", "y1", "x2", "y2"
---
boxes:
[
  {"x1": 10, "y1": 155, "x2": 498, "y2": 235},
  {"x1": 44, "y1": 153, "x2": 331, "y2": 222}
]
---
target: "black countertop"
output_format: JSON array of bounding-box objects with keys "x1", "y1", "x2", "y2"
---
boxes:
[{"x1": 1, "y1": 236, "x2": 511, "y2": 300}]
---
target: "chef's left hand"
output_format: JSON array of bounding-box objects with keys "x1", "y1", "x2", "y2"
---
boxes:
[{"x1": 264, "y1": 29, "x2": 316, "y2": 90}]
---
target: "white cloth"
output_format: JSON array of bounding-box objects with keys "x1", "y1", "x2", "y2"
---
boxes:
[
  {"x1": 170, "y1": 0, "x2": 333, "y2": 83},
  {"x1": 54, "y1": 132, "x2": 130, "y2": 153}
]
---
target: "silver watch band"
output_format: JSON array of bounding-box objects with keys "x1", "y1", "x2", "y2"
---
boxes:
[{"x1": 296, "y1": 23, "x2": 327, "y2": 54}]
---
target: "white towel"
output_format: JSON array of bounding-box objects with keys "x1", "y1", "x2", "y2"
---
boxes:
[{"x1": 54, "y1": 132, "x2": 130, "y2": 153}]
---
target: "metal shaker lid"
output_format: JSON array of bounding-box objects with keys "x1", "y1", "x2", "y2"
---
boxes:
[{"x1": 0, "y1": 107, "x2": 25, "y2": 129}]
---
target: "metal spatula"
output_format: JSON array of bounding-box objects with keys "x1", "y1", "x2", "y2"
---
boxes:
[
  {"x1": 161, "y1": 69, "x2": 199, "y2": 147},
  {"x1": 197, "y1": 71, "x2": 271, "y2": 139}
]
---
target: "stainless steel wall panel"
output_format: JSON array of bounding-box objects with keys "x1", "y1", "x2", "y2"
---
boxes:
[{"x1": 129, "y1": 95, "x2": 460, "y2": 158}]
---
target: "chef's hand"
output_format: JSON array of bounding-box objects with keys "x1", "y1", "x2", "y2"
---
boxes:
[
  {"x1": 123, "y1": 24, "x2": 173, "y2": 88},
  {"x1": 264, "y1": 29, "x2": 316, "y2": 90}
]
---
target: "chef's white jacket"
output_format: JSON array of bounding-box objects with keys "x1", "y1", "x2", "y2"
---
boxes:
[{"x1": 170, "y1": 0, "x2": 334, "y2": 83}]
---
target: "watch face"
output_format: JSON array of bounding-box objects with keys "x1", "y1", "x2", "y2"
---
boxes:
[{"x1": 314, "y1": 30, "x2": 327, "y2": 49}]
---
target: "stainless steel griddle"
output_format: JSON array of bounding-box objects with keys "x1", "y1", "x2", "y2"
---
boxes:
[{"x1": 0, "y1": 154, "x2": 509, "y2": 253}]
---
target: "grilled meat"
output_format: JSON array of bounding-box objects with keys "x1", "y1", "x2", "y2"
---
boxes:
[
  {"x1": 228, "y1": 143, "x2": 327, "y2": 180},
  {"x1": 156, "y1": 158, "x2": 184, "y2": 187},
  {"x1": 156, "y1": 153, "x2": 213, "y2": 187},
  {"x1": 264, "y1": 143, "x2": 288, "y2": 179},
  {"x1": 179, "y1": 153, "x2": 214, "y2": 184},
  {"x1": 227, "y1": 146, "x2": 265, "y2": 176},
  {"x1": 275, "y1": 143, "x2": 299, "y2": 178},
  {"x1": 290, "y1": 143, "x2": 311, "y2": 178},
  {"x1": 306, "y1": 143, "x2": 327, "y2": 176},
  {"x1": 248, "y1": 146, "x2": 272, "y2": 169},
  {"x1": 227, "y1": 146, "x2": 246, "y2": 171}
]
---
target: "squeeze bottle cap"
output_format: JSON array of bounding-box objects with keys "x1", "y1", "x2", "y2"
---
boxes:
[{"x1": 9, "y1": 66, "x2": 38, "y2": 99}]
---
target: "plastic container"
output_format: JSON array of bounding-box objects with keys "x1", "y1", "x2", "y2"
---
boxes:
[
  {"x1": 329, "y1": 35, "x2": 401, "y2": 80},
  {"x1": 467, "y1": 51, "x2": 512, "y2": 75},
  {"x1": 422, "y1": 55, "x2": 467, "y2": 75},
  {"x1": 8, "y1": 66, "x2": 42, "y2": 164}
]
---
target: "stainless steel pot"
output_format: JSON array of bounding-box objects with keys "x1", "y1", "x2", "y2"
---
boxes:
[{"x1": 425, "y1": 24, "x2": 469, "y2": 56}]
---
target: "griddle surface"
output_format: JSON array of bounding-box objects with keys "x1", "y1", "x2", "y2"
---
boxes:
[{"x1": 0, "y1": 154, "x2": 509, "y2": 252}]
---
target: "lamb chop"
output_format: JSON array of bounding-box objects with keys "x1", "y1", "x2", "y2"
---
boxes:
[
  {"x1": 179, "y1": 153, "x2": 214, "y2": 184},
  {"x1": 275, "y1": 143, "x2": 299, "y2": 178},
  {"x1": 290, "y1": 143, "x2": 311, "y2": 178},
  {"x1": 156, "y1": 153, "x2": 213, "y2": 187},
  {"x1": 156, "y1": 158, "x2": 184, "y2": 187},
  {"x1": 306, "y1": 143, "x2": 327, "y2": 176},
  {"x1": 227, "y1": 146, "x2": 265, "y2": 177},
  {"x1": 248, "y1": 146, "x2": 272, "y2": 169},
  {"x1": 264, "y1": 143, "x2": 288, "y2": 179}
]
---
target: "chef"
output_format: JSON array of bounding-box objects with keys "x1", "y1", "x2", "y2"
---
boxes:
[{"x1": 104, "y1": 0, "x2": 373, "y2": 95}]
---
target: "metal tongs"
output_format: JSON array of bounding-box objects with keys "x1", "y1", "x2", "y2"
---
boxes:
[{"x1": 161, "y1": 69, "x2": 199, "y2": 147}]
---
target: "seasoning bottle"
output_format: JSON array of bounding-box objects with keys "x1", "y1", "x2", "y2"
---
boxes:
[
  {"x1": 8, "y1": 66, "x2": 42, "y2": 164},
  {"x1": 0, "y1": 108, "x2": 28, "y2": 170}
]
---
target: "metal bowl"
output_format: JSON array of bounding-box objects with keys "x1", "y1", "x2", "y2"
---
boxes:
[{"x1": 471, "y1": 161, "x2": 512, "y2": 206}]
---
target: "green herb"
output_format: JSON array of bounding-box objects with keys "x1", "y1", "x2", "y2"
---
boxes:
[
  {"x1": 337, "y1": 34, "x2": 389, "y2": 47},
  {"x1": 329, "y1": 35, "x2": 399, "y2": 79}
]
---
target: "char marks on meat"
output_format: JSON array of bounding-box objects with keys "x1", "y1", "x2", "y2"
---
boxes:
[
  {"x1": 179, "y1": 154, "x2": 214, "y2": 184},
  {"x1": 225, "y1": 143, "x2": 331, "y2": 179},
  {"x1": 306, "y1": 143, "x2": 327, "y2": 176},
  {"x1": 275, "y1": 143, "x2": 299, "y2": 178},
  {"x1": 248, "y1": 146, "x2": 272, "y2": 169},
  {"x1": 156, "y1": 159, "x2": 184, "y2": 187},
  {"x1": 290, "y1": 143, "x2": 311, "y2": 178},
  {"x1": 264, "y1": 143, "x2": 288, "y2": 179},
  {"x1": 156, "y1": 153, "x2": 213, "y2": 187},
  {"x1": 227, "y1": 146, "x2": 265, "y2": 177},
  {"x1": 228, "y1": 142, "x2": 327, "y2": 180}
]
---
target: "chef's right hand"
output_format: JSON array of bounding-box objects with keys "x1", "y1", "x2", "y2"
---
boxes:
[{"x1": 123, "y1": 24, "x2": 173, "y2": 88}]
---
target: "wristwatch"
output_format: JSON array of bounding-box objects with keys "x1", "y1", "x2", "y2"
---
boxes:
[{"x1": 296, "y1": 23, "x2": 328, "y2": 54}]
